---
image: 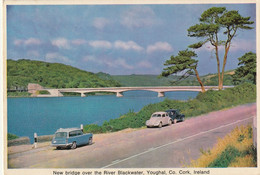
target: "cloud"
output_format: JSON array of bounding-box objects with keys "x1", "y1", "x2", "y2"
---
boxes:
[
  {"x1": 14, "y1": 38, "x2": 42, "y2": 46},
  {"x1": 71, "y1": 39, "x2": 87, "y2": 45},
  {"x1": 114, "y1": 40, "x2": 143, "y2": 51},
  {"x1": 121, "y1": 6, "x2": 158, "y2": 29},
  {"x1": 147, "y1": 42, "x2": 173, "y2": 54},
  {"x1": 93, "y1": 17, "x2": 111, "y2": 30},
  {"x1": 45, "y1": 52, "x2": 73, "y2": 64},
  {"x1": 114, "y1": 58, "x2": 134, "y2": 69},
  {"x1": 195, "y1": 39, "x2": 256, "y2": 53},
  {"x1": 27, "y1": 50, "x2": 40, "y2": 57},
  {"x1": 89, "y1": 40, "x2": 112, "y2": 49},
  {"x1": 82, "y1": 55, "x2": 134, "y2": 70},
  {"x1": 137, "y1": 60, "x2": 153, "y2": 68},
  {"x1": 229, "y1": 39, "x2": 256, "y2": 52},
  {"x1": 51, "y1": 38, "x2": 70, "y2": 49}
]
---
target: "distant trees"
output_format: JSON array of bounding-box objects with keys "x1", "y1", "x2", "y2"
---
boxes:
[
  {"x1": 7, "y1": 59, "x2": 121, "y2": 91},
  {"x1": 187, "y1": 7, "x2": 254, "y2": 90},
  {"x1": 232, "y1": 52, "x2": 256, "y2": 85},
  {"x1": 161, "y1": 49, "x2": 205, "y2": 92}
]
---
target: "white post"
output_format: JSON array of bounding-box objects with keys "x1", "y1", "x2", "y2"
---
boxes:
[
  {"x1": 80, "y1": 124, "x2": 83, "y2": 132},
  {"x1": 34, "y1": 132, "x2": 38, "y2": 148}
]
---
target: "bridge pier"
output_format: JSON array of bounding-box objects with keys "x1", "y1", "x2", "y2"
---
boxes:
[
  {"x1": 158, "y1": 92, "x2": 165, "y2": 97},
  {"x1": 116, "y1": 92, "x2": 123, "y2": 97},
  {"x1": 81, "y1": 93, "x2": 86, "y2": 97}
]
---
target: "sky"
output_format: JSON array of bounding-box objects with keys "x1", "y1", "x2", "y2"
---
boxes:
[{"x1": 6, "y1": 4, "x2": 256, "y2": 75}]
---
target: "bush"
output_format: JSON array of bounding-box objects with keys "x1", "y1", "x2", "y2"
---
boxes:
[
  {"x1": 8, "y1": 133, "x2": 19, "y2": 140},
  {"x1": 83, "y1": 83, "x2": 256, "y2": 134}
]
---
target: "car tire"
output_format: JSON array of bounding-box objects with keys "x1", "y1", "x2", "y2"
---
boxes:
[
  {"x1": 173, "y1": 119, "x2": 177, "y2": 124},
  {"x1": 88, "y1": 137, "x2": 93, "y2": 145},
  {"x1": 168, "y1": 120, "x2": 172, "y2": 126},
  {"x1": 181, "y1": 117, "x2": 185, "y2": 122},
  {"x1": 71, "y1": 142, "x2": 77, "y2": 149},
  {"x1": 158, "y1": 122, "x2": 162, "y2": 128}
]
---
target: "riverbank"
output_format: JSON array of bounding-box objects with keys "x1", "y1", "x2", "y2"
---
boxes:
[{"x1": 83, "y1": 83, "x2": 256, "y2": 134}]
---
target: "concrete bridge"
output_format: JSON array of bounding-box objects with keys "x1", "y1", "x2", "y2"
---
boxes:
[{"x1": 32, "y1": 86, "x2": 233, "y2": 97}]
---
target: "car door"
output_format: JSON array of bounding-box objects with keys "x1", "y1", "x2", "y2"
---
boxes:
[{"x1": 162, "y1": 113, "x2": 167, "y2": 125}]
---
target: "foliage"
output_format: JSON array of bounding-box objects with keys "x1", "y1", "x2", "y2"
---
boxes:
[
  {"x1": 7, "y1": 92, "x2": 31, "y2": 97},
  {"x1": 232, "y1": 52, "x2": 256, "y2": 85},
  {"x1": 83, "y1": 83, "x2": 256, "y2": 134},
  {"x1": 189, "y1": 125, "x2": 256, "y2": 167},
  {"x1": 187, "y1": 7, "x2": 254, "y2": 90},
  {"x1": 37, "y1": 90, "x2": 50, "y2": 95},
  {"x1": 161, "y1": 49, "x2": 205, "y2": 92},
  {"x1": 8, "y1": 133, "x2": 19, "y2": 140},
  {"x1": 7, "y1": 59, "x2": 121, "y2": 91}
]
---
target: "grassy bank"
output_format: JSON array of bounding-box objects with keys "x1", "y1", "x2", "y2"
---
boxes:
[
  {"x1": 84, "y1": 83, "x2": 256, "y2": 133},
  {"x1": 189, "y1": 125, "x2": 257, "y2": 167}
]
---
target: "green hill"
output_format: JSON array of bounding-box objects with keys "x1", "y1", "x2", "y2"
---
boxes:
[
  {"x1": 7, "y1": 59, "x2": 121, "y2": 91},
  {"x1": 112, "y1": 72, "x2": 235, "y2": 87}
]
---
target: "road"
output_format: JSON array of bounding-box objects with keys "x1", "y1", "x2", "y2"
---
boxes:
[{"x1": 8, "y1": 103, "x2": 256, "y2": 168}]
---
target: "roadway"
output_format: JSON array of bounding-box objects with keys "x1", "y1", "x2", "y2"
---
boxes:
[{"x1": 8, "y1": 103, "x2": 256, "y2": 168}]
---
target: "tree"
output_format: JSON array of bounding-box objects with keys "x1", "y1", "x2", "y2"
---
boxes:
[
  {"x1": 161, "y1": 49, "x2": 205, "y2": 92},
  {"x1": 187, "y1": 7, "x2": 254, "y2": 90},
  {"x1": 232, "y1": 52, "x2": 256, "y2": 85}
]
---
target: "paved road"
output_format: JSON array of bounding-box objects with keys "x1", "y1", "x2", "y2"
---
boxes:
[{"x1": 8, "y1": 103, "x2": 256, "y2": 168}]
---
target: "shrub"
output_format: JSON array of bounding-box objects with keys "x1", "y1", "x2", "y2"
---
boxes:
[{"x1": 8, "y1": 133, "x2": 19, "y2": 140}]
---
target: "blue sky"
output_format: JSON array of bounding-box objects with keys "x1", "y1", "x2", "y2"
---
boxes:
[{"x1": 7, "y1": 4, "x2": 256, "y2": 75}]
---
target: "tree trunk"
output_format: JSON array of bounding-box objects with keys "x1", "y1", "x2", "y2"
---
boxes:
[
  {"x1": 194, "y1": 68, "x2": 205, "y2": 93},
  {"x1": 220, "y1": 42, "x2": 231, "y2": 90},
  {"x1": 214, "y1": 46, "x2": 221, "y2": 90}
]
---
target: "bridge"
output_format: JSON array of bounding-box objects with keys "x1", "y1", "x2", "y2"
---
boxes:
[{"x1": 28, "y1": 84, "x2": 233, "y2": 97}]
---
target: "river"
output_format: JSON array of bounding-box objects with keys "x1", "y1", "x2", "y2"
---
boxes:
[{"x1": 7, "y1": 90, "x2": 198, "y2": 142}]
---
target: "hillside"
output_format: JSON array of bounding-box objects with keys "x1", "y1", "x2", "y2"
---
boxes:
[
  {"x1": 7, "y1": 59, "x2": 121, "y2": 91},
  {"x1": 112, "y1": 71, "x2": 235, "y2": 87}
]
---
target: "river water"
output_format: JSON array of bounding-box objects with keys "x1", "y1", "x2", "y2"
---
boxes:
[{"x1": 7, "y1": 91, "x2": 198, "y2": 142}]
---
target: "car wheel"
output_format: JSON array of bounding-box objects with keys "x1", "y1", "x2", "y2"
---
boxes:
[
  {"x1": 88, "y1": 137, "x2": 93, "y2": 145},
  {"x1": 158, "y1": 122, "x2": 162, "y2": 128},
  {"x1": 56, "y1": 146, "x2": 61, "y2": 150},
  {"x1": 71, "y1": 142, "x2": 77, "y2": 149},
  {"x1": 168, "y1": 120, "x2": 172, "y2": 126},
  {"x1": 173, "y1": 119, "x2": 177, "y2": 124},
  {"x1": 181, "y1": 117, "x2": 185, "y2": 122}
]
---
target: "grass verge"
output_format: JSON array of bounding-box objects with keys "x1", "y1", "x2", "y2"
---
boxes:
[{"x1": 189, "y1": 125, "x2": 257, "y2": 167}]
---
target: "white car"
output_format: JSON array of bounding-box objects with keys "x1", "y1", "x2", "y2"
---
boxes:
[{"x1": 146, "y1": 112, "x2": 173, "y2": 128}]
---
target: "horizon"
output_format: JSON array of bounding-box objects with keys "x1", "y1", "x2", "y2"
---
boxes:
[{"x1": 7, "y1": 4, "x2": 256, "y2": 76}]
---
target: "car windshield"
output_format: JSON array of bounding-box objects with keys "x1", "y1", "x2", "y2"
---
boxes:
[
  {"x1": 55, "y1": 132, "x2": 67, "y2": 138},
  {"x1": 152, "y1": 114, "x2": 162, "y2": 117}
]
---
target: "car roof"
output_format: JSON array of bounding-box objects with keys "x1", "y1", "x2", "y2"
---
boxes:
[
  {"x1": 56, "y1": 128, "x2": 81, "y2": 133},
  {"x1": 153, "y1": 111, "x2": 167, "y2": 115}
]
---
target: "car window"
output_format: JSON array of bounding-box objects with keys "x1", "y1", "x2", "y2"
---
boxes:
[
  {"x1": 77, "y1": 130, "x2": 83, "y2": 135},
  {"x1": 55, "y1": 132, "x2": 67, "y2": 138},
  {"x1": 162, "y1": 114, "x2": 165, "y2": 117},
  {"x1": 166, "y1": 113, "x2": 169, "y2": 117},
  {"x1": 69, "y1": 131, "x2": 77, "y2": 137}
]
